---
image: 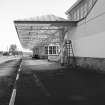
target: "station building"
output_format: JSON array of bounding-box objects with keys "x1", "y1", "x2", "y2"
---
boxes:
[
  {"x1": 65, "y1": 0, "x2": 105, "y2": 70},
  {"x1": 14, "y1": 0, "x2": 105, "y2": 70}
]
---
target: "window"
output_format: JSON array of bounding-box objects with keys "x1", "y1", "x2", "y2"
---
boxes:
[
  {"x1": 77, "y1": 9, "x2": 80, "y2": 20},
  {"x1": 83, "y1": 2, "x2": 88, "y2": 17},
  {"x1": 88, "y1": 0, "x2": 93, "y2": 9},
  {"x1": 45, "y1": 46, "x2": 48, "y2": 54},
  {"x1": 73, "y1": 11, "x2": 77, "y2": 21},
  {"x1": 70, "y1": 12, "x2": 73, "y2": 21},
  {"x1": 49, "y1": 46, "x2": 53, "y2": 54},
  {"x1": 52, "y1": 46, "x2": 56, "y2": 54},
  {"x1": 56, "y1": 46, "x2": 59, "y2": 54},
  {"x1": 71, "y1": 11, "x2": 74, "y2": 21},
  {"x1": 48, "y1": 45, "x2": 59, "y2": 55},
  {"x1": 68, "y1": 14, "x2": 72, "y2": 21},
  {"x1": 80, "y1": 5, "x2": 84, "y2": 19}
]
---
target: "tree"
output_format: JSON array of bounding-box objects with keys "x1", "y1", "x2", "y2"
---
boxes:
[{"x1": 9, "y1": 44, "x2": 17, "y2": 55}]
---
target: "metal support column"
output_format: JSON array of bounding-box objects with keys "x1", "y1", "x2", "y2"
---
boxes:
[{"x1": 59, "y1": 29, "x2": 65, "y2": 65}]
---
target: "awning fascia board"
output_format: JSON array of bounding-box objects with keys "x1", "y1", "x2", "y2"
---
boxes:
[{"x1": 14, "y1": 20, "x2": 76, "y2": 26}]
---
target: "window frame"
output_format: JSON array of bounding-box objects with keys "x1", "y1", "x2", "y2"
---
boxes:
[{"x1": 48, "y1": 45, "x2": 59, "y2": 55}]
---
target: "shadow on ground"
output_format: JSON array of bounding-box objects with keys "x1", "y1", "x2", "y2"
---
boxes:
[{"x1": 15, "y1": 60, "x2": 105, "y2": 105}]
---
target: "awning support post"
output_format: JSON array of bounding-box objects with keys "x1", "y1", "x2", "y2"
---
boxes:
[{"x1": 59, "y1": 29, "x2": 65, "y2": 65}]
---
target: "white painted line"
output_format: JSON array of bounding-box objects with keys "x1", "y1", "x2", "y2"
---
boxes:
[
  {"x1": 9, "y1": 59, "x2": 22, "y2": 105},
  {"x1": 9, "y1": 89, "x2": 16, "y2": 105},
  {"x1": 16, "y1": 74, "x2": 19, "y2": 80}
]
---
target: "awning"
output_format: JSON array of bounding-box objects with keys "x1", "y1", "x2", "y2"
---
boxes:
[{"x1": 14, "y1": 15, "x2": 76, "y2": 50}]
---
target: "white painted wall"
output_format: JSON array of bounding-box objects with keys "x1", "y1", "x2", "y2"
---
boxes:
[{"x1": 66, "y1": 0, "x2": 105, "y2": 58}]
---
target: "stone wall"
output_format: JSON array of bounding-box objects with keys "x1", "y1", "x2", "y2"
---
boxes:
[{"x1": 69, "y1": 56, "x2": 105, "y2": 71}]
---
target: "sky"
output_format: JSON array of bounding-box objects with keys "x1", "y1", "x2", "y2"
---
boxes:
[{"x1": 0, "y1": 0, "x2": 77, "y2": 51}]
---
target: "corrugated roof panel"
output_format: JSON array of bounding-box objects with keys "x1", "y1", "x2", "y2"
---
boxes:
[
  {"x1": 66, "y1": 0, "x2": 83, "y2": 14},
  {"x1": 14, "y1": 14, "x2": 76, "y2": 49},
  {"x1": 16, "y1": 14, "x2": 67, "y2": 21}
]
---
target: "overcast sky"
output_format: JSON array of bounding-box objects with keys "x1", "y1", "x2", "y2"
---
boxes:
[{"x1": 0, "y1": 0, "x2": 77, "y2": 51}]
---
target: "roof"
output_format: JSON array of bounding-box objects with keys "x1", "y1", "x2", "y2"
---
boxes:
[
  {"x1": 66, "y1": 0, "x2": 83, "y2": 14},
  {"x1": 14, "y1": 14, "x2": 76, "y2": 50},
  {"x1": 14, "y1": 14, "x2": 75, "y2": 25},
  {"x1": 15, "y1": 14, "x2": 67, "y2": 22},
  {"x1": 14, "y1": 14, "x2": 77, "y2": 27}
]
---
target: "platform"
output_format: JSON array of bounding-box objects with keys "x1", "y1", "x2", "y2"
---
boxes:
[{"x1": 22, "y1": 59, "x2": 65, "y2": 71}]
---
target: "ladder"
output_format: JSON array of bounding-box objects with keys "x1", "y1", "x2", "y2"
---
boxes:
[{"x1": 64, "y1": 40, "x2": 75, "y2": 65}]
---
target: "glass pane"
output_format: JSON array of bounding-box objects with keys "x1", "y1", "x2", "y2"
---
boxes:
[
  {"x1": 53, "y1": 46, "x2": 56, "y2": 54},
  {"x1": 73, "y1": 11, "x2": 77, "y2": 21},
  {"x1": 56, "y1": 46, "x2": 59, "y2": 54},
  {"x1": 77, "y1": 9, "x2": 80, "y2": 20},
  {"x1": 49, "y1": 46, "x2": 52, "y2": 54},
  {"x1": 88, "y1": 0, "x2": 93, "y2": 10},
  {"x1": 83, "y1": 3, "x2": 88, "y2": 17}
]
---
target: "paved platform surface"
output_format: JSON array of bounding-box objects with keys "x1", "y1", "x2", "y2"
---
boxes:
[
  {"x1": 15, "y1": 58, "x2": 105, "y2": 105},
  {"x1": 22, "y1": 59, "x2": 65, "y2": 70}
]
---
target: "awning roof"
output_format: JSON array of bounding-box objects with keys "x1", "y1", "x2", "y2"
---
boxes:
[
  {"x1": 14, "y1": 15, "x2": 76, "y2": 50},
  {"x1": 15, "y1": 14, "x2": 67, "y2": 21}
]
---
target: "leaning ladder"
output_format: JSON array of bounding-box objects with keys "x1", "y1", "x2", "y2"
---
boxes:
[{"x1": 65, "y1": 40, "x2": 75, "y2": 65}]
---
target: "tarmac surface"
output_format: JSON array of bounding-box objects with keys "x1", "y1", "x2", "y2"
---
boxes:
[
  {"x1": 15, "y1": 58, "x2": 105, "y2": 105},
  {"x1": 0, "y1": 58, "x2": 21, "y2": 105}
]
